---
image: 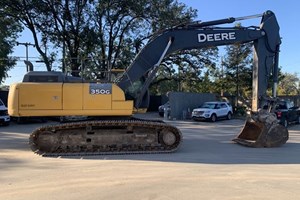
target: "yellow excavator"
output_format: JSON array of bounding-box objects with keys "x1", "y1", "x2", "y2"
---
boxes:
[{"x1": 8, "y1": 10, "x2": 288, "y2": 156}]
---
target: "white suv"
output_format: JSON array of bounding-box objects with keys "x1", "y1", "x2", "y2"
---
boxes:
[
  {"x1": 0, "y1": 98, "x2": 10, "y2": 126},
  {"x1": 192, "y1": 101, "x2": 233, "y2": 122}
]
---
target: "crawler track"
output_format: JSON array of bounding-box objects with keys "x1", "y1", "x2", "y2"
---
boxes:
[{"x1": 29, "y1": 119, "x2": 182, "y2": 156}]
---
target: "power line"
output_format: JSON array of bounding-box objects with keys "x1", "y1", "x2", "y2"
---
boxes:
[{"x1": 16, "y1": 42, "x2": 35, "y2": 72}]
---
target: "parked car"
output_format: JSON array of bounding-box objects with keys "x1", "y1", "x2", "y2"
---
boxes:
[
  {"x1": 192, "y1": 101, "x2": 233, "y2": 122},
  {"x1": 0, "y1": 98, "x2": 10, "y2": 126},
  {"x1": 268, "y1": 100, "x2": 300, "y2": 127},
  {"x1": 158, "y1": 102, "x2": 170, "y2": 117}
]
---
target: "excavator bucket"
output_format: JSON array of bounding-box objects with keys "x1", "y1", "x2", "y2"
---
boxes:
[{"x1": 232, "y1": 110, "x2": 289, "y2": 147}]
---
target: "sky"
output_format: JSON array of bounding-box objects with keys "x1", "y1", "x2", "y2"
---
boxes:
[
  {"x1": 179, "y1": 0, "x2": 300, "y2": 74},
  {"x1": 4, "y1": 0, "x2": 300, "y2": 85}
]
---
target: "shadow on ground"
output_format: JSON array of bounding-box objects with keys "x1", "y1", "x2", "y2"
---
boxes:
[{"x1": 1, "y1": 115, "x2": 300, "y2": 165}]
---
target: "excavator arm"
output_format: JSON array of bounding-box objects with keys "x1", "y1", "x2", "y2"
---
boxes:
[
  {"x1": 118, "y1": 10, "x2": 288, "y2": 148},
  {"x1": 117, "y1": 10, "x2": 281, "y2": 112}
]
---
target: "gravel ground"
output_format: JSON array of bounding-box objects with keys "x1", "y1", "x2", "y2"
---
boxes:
[{"x1": 1, "y1": 113, "x2": 300, "y2": 200}]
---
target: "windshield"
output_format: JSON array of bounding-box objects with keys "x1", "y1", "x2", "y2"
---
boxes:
[{"x1": 200, "y1": 103, "x2": 217, "y2": 109}]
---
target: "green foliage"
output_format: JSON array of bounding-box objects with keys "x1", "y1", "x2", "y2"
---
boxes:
[
  {"x1": 277, "y1": 72, "x2": 300, "y2": 95},
  {"x1": 234, "y1": 106, "x2": 247, "y2": 117},
  {"x1": 150, "y1": 47, "x2": 219, "y2": 94},
  {"x1": 221, "y1": 42, "x2": 253, "y2": 99},
  {"x1": 0, "y1": 11, "x2": 22, "y2": 83},
  {"x1": 0, "y1": 0, "x2": 197, "y2": 78}
]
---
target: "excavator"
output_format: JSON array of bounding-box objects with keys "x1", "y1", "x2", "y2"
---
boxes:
[{"x1": 8, "y1": 10, "x2": 288, "y2": 156}]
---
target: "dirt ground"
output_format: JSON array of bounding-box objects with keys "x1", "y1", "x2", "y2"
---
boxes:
[{"x1": 1, "y1": 113, "x2": 300, "y2": 200}]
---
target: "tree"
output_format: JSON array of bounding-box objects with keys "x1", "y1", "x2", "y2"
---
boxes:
[
  {"x1": 0, "y1": 0, "x2": 198, "y2": 78},
  {"x1": 277, "y1": 72, "x2": 300, "y2": 95},
  {"x1": 84, "y1": 0, "x2": 199, "y2": 80},
  {"x1": 150, "y1": 47, "x2": 219, "y2": 95},
  {"x1": 0, "y1": 0, "x2": 92, "y2": 73},
  {"x1": 0, "y1": 11, "x2": 22, "y2": 83},
  {"x1": 221, "y1": 41, "x2": 252, "y2": 105}
]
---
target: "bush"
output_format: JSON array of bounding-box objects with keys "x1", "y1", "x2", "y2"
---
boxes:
[{"x1": 234, "y1": 106, "x2": 247, "y2": 117}]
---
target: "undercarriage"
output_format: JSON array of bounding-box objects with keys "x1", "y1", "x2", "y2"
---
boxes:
[{"x1": 29, "y1": 118, "x2": 182, "y2": 156}]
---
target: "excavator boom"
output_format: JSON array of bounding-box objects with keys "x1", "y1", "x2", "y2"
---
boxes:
[{"x1": 117, "y1": 10, "x2": 280, "y2": 112}]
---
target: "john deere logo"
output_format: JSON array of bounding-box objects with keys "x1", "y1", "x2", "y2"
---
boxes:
[{"x1": 198, "y1": 32, "x2": 236, "y2": 42}]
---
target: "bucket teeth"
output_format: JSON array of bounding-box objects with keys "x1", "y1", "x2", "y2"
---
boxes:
[{"x1": 233, "y1": 110, "x2": 289, "y2": 148}]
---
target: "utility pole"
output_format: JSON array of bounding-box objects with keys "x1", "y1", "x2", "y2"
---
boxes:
[
  {"x1": 236, "y1": 64, "x2": 239, "y2": 108},
  {"x1": 220, "y1": 56, "x2": 224, "y2": 97},
  {"x1": 17, "y1": 42, "x2": 35, "y2": 72}
]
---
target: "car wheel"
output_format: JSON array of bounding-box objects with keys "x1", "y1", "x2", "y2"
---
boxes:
[
  {"x1": 227, "y1": 112, "x2": 232, "y2": 120},
  {"x1": 210, "y1": 114, "x2": 217, "y2": 122}
]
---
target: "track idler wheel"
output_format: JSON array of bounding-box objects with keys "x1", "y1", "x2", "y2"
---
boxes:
[
  {"x1": 232, "y1": 110, "x2": 289, "y2": 147},
  {"x1": 159, "y1": 130, "x2": 179, "y2": 148},
  {"x1": 30, "y1": 130, "x2": 60, "y2": 153}
]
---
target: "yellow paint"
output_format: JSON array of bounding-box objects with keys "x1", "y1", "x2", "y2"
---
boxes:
[
  {"x1": 133, "y1": 108, "x2": 148, "y2": 114},
  {"x1": 8, "y1": 82, "x2": 133, "y2": 117},
  {"x1": 83, "y1": 84, "x2": 112, "y2": 110},
  {"x1": 18, "y1": 83, "x2": 63, "y2": 110},
  {"x1": 63, "y1": 84, "x2": 83, "y2": 109},
  {"x1": 7, "y1": 84, "x2": 19, "y2": 116}
]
